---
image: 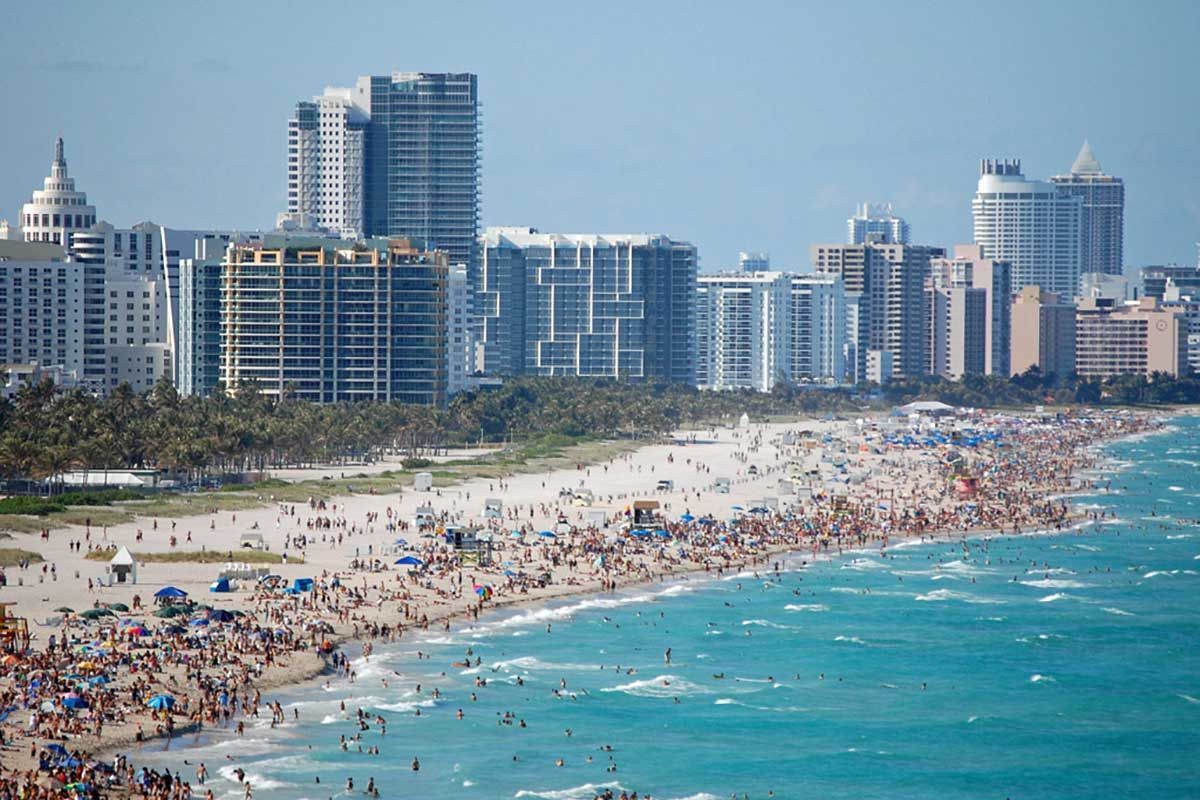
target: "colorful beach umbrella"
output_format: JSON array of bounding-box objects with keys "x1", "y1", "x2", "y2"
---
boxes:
[{"x1": 146, "y1": 694, "x2": 175, "y2": 710}]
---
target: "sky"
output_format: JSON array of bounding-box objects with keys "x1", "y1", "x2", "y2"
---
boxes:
[{"x1": 2, "y1": 0, "x2": 1198, "y2": 272}]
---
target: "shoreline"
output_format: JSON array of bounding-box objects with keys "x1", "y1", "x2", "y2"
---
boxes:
[{"x1": 0, "y1": 408, "x2": 1177, "y2": 796}]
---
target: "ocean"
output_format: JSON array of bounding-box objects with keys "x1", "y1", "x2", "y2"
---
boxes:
[{"x1": 144, "y1": 416, "x2": 1200, "y2": 799}]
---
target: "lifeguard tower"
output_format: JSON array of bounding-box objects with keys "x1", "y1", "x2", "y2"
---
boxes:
[{"x1": 0, "y1": 603, "x2": 30, "y2": 654}]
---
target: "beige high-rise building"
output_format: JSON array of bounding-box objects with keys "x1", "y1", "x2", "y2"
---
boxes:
[
  {"x1": 1011, "y1": 286, "x2": 1076, "y2": 378},
  {"x1": 927, "y1": 285, "x2": 987, "y2": 379},
  {"x1": 1074, "y1": 297, "x2": 1187, "y2": 379},
  {"x1": 931, "y1": 244, "x2": 1012, "y2": 376}
]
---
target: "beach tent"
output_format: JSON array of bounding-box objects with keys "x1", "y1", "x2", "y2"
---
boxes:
[
  {"x1": 899, "y1": 400, "x2": 955, "y2": 417},
  {"x1": 209, "y1": 578, "x2": 232, "y2": 593},
  {"x1": 208, "y1": 609, "x2": 235, "y2": 622},
  {"x1": 154, "y1": 586, "x2": 188, "y2": 601},
  {"x1": 394, "y1": 555, "x2": 423, "y2": 566},
  {"x1": 106, "y1": 547, "x2": 137, "y2": 585}
]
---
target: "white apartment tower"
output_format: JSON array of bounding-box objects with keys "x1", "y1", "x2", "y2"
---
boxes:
[
  {"x1": 697, "y1": 272, "x2": 790, "y2": 392},
  {"x1": 20, "y1": 138, "x2": 97, "y2": 246},
  {"x1": 972, "y1": 159, "x2": 1082, "y2": 298},
  {"x1": 283, "y1": 89, "x2": 367, "y2": 238},
  {"x1": 788, "y1": 275, "x2": 847, "y2": 384}
]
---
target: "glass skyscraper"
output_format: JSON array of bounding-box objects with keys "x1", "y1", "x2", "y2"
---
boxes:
[{"x1": 284, "y1": 72, "x2": 480, "y2": 273}]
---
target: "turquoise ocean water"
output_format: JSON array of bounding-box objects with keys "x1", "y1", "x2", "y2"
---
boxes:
[{"x1": 147, "y1": 417, "x2": 1200, "y2": 799}]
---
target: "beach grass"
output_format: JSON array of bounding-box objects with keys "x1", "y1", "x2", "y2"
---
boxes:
[
  {"x1": 0, "y1": 547, "x2": 45, "y2": 566},
  {"x1": 49, "y1": 507, "x2": 137, "y2": 528},
  {"x1": 83, "y1": 549, "x2": 302, "y2": 564},
  {"x1": 0, "y1": 515, "x2": 58, "y2": 535}
]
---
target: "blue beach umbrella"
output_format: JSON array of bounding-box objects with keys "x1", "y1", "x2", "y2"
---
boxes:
[
  {"x1": 146, "y1": 694, "x2": 175, "y2": 710},
  {"x1": 394, "y1": 556, "x2": 423, "y2": 566},
  {"x1": 538, "y1": 531, "x2": 556, "y2": 538},
  {"x1": 154, "y1": 586, "x2": 188, "y2": 600},
  {"x1": 61, "y1": 696, "x2": 88, "y2": 710},
  {"x1": 680, "y1": 514, "x2": 695, "y2": 522}
]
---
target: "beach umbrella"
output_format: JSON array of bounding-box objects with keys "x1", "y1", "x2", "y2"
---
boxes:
[
  {"x1": 162, "y1": 624, "x2": 186, "y2": 635},
  {"x1": 54, "y1": 606, "x2": 74, "y2": 614},
  {"x1": 146, "y1": 694, "x2": 175, "y2": 710},
  {"x1": 208, "y1": 609, "x2": 235, "y2": 622},
  {"x1": 680, "y1": 513, "x2": 695, "y2": 522},
  {"x1": 127, "y1": 626, "x2": 150, "y2": 637},
  {"x1": 502, "y1": 569, "x2": 518, "y2": 577},
  {"x1": 87, "y1": 675, "x2": 110, "y2": 685},
  {"x1": 106, "y1": 603, "x2": 130, "y2": 612},
  {"x1": 653, "y1": 529, "x2": 671, "y2": 538},
  {"x1": 44, "y1": 743, "x2": 70, "y2": 757},
  {"x1": 393, "y1": 538, "x2": 409, "y2": 547},
  {"x1": 537, "y1": 531, "x2": 556, "y2": 538},
  {"x1": 509, "y1": 530, "x2": 524, "y2": 538},
  {"x1": 61, "y1": 696, "x2": 88, "y2": 710},
  {"x1": 154, "y1": 605, "x2": 187, "y2": 618},
  {"x1": 154, "y1": 586, "x2": 188, "y2": 600},
  {"x1": 393, "y1": 555, "x2": 423, "y2": 566},
  {"x1": 189, "y1": 618, "x2": 210, "y2": 627},
  {"x1": 79, "y1": 609, "x2": 114, "y2": 620}
]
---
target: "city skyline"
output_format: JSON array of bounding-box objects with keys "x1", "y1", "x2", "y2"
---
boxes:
[{"x1": 1, "y1": 1, "x2": 1197, "y2": 271}]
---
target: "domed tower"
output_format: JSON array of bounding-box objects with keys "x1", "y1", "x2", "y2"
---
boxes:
[{"x1": 20, "y1": 137, "x2": 97, "y2": 246}]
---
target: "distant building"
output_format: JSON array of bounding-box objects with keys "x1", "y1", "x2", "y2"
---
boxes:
[
  {"x1": 973, "y1": 159, "x2": 1082, "y2": 297},
  {"x1": 1141, "y1": 264, "x2": 1200, "y2": 301},
  {"x1": 1079, "y1": 272, "x2": 1130, "y2": 302},
  {"x1": 176, "y1": 237, "x2": 230, "y2": 397},
  {"x1": 0, "y1": 240, "x2": 81, "y2": 381},
  {"x1": 282, "y1": 88, "x2": 367, "y2": 238},
  {"x1": 219, "y1": 237, "x2": 447, "y2": 404},
  {"x1": 926, "y1": 284, "x2": 987, "y2": 380},
  {"x1": 738, "y1": 251, "x2": 770, "y2": 272},
  {"x1": 847, "y1": 203, "x2": 909, "y2": 245},
  {"x1": 787, "y1": 275, "x2": 847, "y2": 384},
  {"x1": 1010, "y1": 286, "x2": 1076, "y2": 379},
  {"x1": 1, "y1": 362, "x2": 81, "y2": 399},
  {"x1": 812, "y1": 242, "x2": 942, "y2": 382},
  {"x1": 477, "y1": 228, "x2": 697, "y2": 383},
  {"x1": 20, "y1": 138, "x2": 97, "y2": 246},
  {"x1": 1075, "y1": 297, "x2": 1187, "y2": 379},
  {"x1": 445, "y1": 262, "x2": 480, "y2": 396},
  {"x1": 1051, "y1": 141, "x2": 1124, "y2": 277},
  {"x1": 865, "y1": 349, "x2": 893, "y2": 385},
  {"x1": 930, "y1": 245, "x2": 1012, "y2": 377},
  {"x1": 696, "y1": 271, "x2": 790, "y2": 392}
]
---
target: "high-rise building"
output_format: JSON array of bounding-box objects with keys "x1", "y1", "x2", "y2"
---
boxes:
[
  {"x1": 972, "y1": 159, "x2": 1082, "y2": 297},
  {"x1": 0, "y1": 240, "x2": 82, "y2": 378},
  {"x1": 219, "y1": 237, "x2": 447, "y2": 404},
  {"x1": 283, "y1": 73, "x2": 480, "y2": 272},
  {"x1": 738, "y1": 251, "x2": 770, "y2": 272},
  {"x1": 696, "y1": 271, "x2": 790, "y2": 392},
  {"x1": 930, "y1": 245, "x2": 1012, "y2": 377},
  {"x1": 847, "y1": 203, "x2": 909, "y2": 245},
  {"x1": 1051, "y1": 141, "x2": 1124, "y2": 277},
  {"x1": 1075, "y1": 297, "x2": 1187, "y2": 379},
  {"x1": 926, "y1": 284, "x2": 987, "y2": 380},
  {"x1": 445, "y1": 262, "x2": 480, "y2": 396},
  {"x1": 812, "y1": 242, "x2": 941, "y2": 382},
  {"x1": 20, "y1": 138, "x2": 97, "y2": 246},
  {"x1": 1010, "y1": 286, "x2": 1076, "y2": 379},
  {"x1": 177, "y1": 237, "x2": 231, "y2": 398},
  {"x1": 477, "y1": 228, "x2": 697, "y2": 383},
  {"x1": 282, "y1": 90, "x2": 367, "y2": 238},
  {"x1": 787, "y1": 275, "x2": 847, "y2": 384}
]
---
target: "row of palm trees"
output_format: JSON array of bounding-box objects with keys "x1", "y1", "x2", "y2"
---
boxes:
[{"x1": 0, "y1": 376, "x2": 860, "y2": 484}]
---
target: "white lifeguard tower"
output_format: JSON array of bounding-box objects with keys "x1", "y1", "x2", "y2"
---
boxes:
[{"x1": 106, "y1": 546, "x2": 138, "y2": 585}]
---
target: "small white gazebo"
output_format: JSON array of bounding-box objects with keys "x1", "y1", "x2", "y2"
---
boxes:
[{"x1": 107, "y1": 546, "x2": 138, "y2": 585}]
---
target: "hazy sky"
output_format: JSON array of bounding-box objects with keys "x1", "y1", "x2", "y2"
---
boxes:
[{"x1": 2, "y1": 1, "x2": 1197, "y2": 271}]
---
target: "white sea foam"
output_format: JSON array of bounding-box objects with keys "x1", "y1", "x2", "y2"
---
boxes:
[
  {"x1": 1019, "y1": 579, "x2": 1091, "y2": 589},
  {"x1": 1029, "y1": 674, "x2": 1056, "y2": 683},
  {"x1": 1178, "y1": 694, "x2": 1200, "y2": 704},
  {"x1": 741, "y1": 619, "x2": 798, "y2": 630},
  {"x1": 914, "y1": 589, "x2": 1004, "y2": 604},
  {"x1": 492, "y1": 656, "x2": 600, "y2": 672},
  {"x1": 664, "y1": 794, "x2": 723, "y2": 800},
  {"x1": 784, "y1": 603, "x2": 829, "y2": 612},
  {"x1": 1038, "y1": 593, "x2": 1072, "y2": 602},
  {"x1": 834, "y1": 635, "x2": 867, "y2": 645},
  {"x1": 1168, "y1": 486, "x2": 1184, "y2": 491},
  {"x1": 217, "y1": 765, "x2": 292, "y2": 790},
  {"x1": 515, "y1": 781, "x2": 625, "y2": 799},
  {"x1": 373, "y1": 697, "x2": 438, "y2": 713},
  {"x1": 1102, "y1": 607, "x2": 1136, "y2": 616},
  {"x1": 601, "y1": 674, "x2": 709, "y2": 698}
]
